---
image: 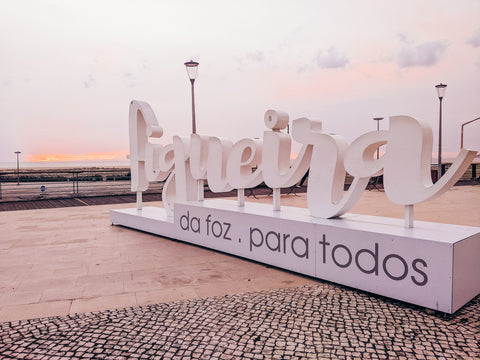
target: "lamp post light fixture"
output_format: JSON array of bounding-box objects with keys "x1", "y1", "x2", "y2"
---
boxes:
[
  {"x1": 435, "y1": 83, "x2": 447, "y2": 177},
  {"x1": 14, "y1": 151, "x2": 21, "y2": 185},
  {"x1": 373, "y1": 117, "x2": 384, "y2": 159},
  {"x1": 184, "y1": 60, "x2": 199, "y2": 134}
]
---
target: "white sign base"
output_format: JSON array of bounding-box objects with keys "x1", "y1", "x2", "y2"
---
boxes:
[{"x1": 110, "y1": 199, "x2": 480, "y2": 314}]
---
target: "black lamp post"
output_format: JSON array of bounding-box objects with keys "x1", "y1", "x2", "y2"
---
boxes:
[
  {"x1": 14, "y1": 151, "x2": 21, "y2": 185},
  {"x1": 435, "y1": 83, "x2": 447, "y2": 177},
  {"x1": 184, "y1": 60, "x2": 199, "y2": 134},
  {"x1": 373, "y1": 117, "x2": 384, "y2": 159}
]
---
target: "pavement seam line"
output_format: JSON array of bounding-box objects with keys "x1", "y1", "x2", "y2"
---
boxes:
[{"x1": 74, "y1": 198, "x2": 90, "y2": 206}]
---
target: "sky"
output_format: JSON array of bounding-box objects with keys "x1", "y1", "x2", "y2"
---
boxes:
[{"x1": 0, "y1": 0, "x2": 479, "y2": 164}]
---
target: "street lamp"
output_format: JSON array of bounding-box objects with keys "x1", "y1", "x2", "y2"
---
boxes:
[
  {"x1": 14, "y1": 151, "x2": 21, "y2": 185},
  {"x1": 460, "y1": 117, "x2": 480, "y2": 149},
  {"x1": 435, "y1": 83, "x2": 447, "y2": 177},
  {"x1": 184, "y1": 60, "x2": 199, "y2": 134},
  {"x1": 373, "y1": 117, "x2": 384, "y2": 159}
]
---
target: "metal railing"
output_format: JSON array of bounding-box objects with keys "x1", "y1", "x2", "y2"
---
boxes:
[
  {"x1": 0, "y1": 168, "x2": 161, "y2": 202},
  {"x1": 0, "y1": 163, "x2": 478, "y2": 202}
]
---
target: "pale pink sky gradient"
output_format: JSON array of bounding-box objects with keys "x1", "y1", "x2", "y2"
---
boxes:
[{"x1": 0, "y1": 0, "x2": 479, "y2": 163}]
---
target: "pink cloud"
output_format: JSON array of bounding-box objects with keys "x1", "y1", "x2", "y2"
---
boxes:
[
  {"x1": 314, "y1": 47, "x2": 349, "y2": 69},
  {"x1": 467, "y1": 28, "x2": 480, "y2": 47},
  {"x1": 397, "y1": 41, "x2": 447, "y2": 68}
]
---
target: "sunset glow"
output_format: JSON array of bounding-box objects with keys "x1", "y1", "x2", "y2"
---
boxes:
[
  {"x1": 1, "y1": 1, "x2": 479, "y2": 164},
  {"x1": 28, "y1": 151, "x2": 128, "y2": 163}
]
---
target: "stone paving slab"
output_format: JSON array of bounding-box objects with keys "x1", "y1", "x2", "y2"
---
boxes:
[
  {"x1": 0, "y1": 200, "x2": 318, "y2": 323},
  {"x1": 1, "y1": 284, "x2": 479, "y2": 359},
  {"x1": 0, "y1": 186, "x2": 479, "y2": 358}
]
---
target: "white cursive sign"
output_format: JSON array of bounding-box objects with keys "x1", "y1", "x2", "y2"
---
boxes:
[{"x1": 128, "y1": 100, "x2": 476, "y2": 225}]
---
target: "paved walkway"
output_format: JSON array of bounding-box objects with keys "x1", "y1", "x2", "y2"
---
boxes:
[
  {"x1": 1, "y1": 285, "x2": 478, "y2": 359},
  {"x1": 0, "y1": 186, "x2": 479, "y2": 358}
]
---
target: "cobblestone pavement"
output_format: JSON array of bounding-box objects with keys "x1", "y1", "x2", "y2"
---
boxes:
[{"x1": 1, "y1": 283, "x2": 479, "y2": 360}]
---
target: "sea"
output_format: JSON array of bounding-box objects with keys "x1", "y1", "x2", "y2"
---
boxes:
[
  {"x1": 0, "y1": 154, "x2": 477, "y2": 170},
  {"x1": 0, "y1": 160, "x2": 130, "y2": 170}
]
